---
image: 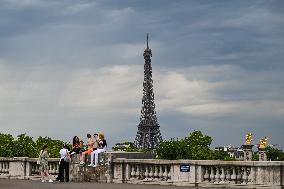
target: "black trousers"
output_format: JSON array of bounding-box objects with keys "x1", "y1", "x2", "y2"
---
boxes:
[{"x1": 58, "y1": 159, "x2": 69, "y2": 182}]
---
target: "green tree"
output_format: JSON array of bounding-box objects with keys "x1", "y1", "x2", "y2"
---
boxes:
[
  {"x1": 13, "y1": 134, "x2": 37, "y2": 157},
  {"x1": 209, "y1": 150, "x2": 235, "y2": 161},
  {"x1": 156, "y1": 130, "x2": 214, "y2": 160},
  {"x1": 0, "y1": 133, "x2": 70, "y2": 158},
  {"x1": 113, "y1": 141, "x2": 148, "y2": 152},
  {"x1": 266, "y1": 146, "x2": 284, "y2": 161},
  {"x1": 36, "y1": 136, "x2": 65, "y2": 158},
  {"x1": 0, "y1": 133, "x2": 14, "y2": 157}
]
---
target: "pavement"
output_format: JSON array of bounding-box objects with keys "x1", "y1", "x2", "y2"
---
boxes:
[{"x1": 0, "y1": 179, "x2": 223, "y2": 189}]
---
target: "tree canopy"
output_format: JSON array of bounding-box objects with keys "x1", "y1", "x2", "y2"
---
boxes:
[
  {"x1": 156, "y1": 130, "x2": 234, "y2": 160},
  {"x1": 0, "y1": 133, "x2": 68, "y2": 158}
]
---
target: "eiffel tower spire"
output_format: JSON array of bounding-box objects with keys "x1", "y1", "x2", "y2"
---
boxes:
[{"x1": 134, "y1": 34, "x2": 162, "y2": 149}]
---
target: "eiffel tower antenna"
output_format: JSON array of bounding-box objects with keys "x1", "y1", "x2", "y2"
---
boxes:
[{"x1": 147, "y1": 33, "x2": 149, "y2": 49}]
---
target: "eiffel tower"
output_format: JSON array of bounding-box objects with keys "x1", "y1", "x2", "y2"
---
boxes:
[{"x1": 134, "y1": 34, "x2": 162, "y2": 149}]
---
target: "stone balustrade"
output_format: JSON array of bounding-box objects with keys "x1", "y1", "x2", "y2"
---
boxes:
[
  {"x1": 1, "y1": 155, "x2": 283, "y2": 188},
  {"x1": 0, "y1": 157, "x2": 59, "y2": 179},
  {"x1": 0, "y1": 158, "x2": 10, "y2": 175},
  {"x1": 112, "y1": 159, "x2": 284, "y2": 188}
]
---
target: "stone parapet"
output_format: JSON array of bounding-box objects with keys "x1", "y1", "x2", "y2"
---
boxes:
[
  {"x1": 1, "y1": 155, "x2": 283, "y2": 188},
  {"x1": 112, "y1": 159, "x2": 284, "y2": 188}
]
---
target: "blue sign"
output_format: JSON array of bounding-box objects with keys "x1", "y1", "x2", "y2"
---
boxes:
[{"x1": 180, "y1": 164, "x2": 190, "y2": 172}]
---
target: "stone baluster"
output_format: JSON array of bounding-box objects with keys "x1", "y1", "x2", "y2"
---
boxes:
[
  {"x1": 231, "y1": 167, "x2": 237, "y2": 184},
  {"x1": 0, "y1": 162, "x2": 3, "y2": 173},
  {"x1": 167, "y1": 165, "x2": 171, "y2": 181},
  {"x1": 215, "y1": 167, "x2": 220, "y2": 183},
  {"x1": 148, "y1": 165, "x2": 154, "y2": 180},
  {"x1": 209, "y1": 167, "x2": 215, "y2": 183},
  {"x1": 153, "y1": 165, "x2": 158, "y2": 180},
  {"x1": 135, "y1": 165, "x2": 140, "y2": 179},
  {"x1": 130, "y1": 165, "x2": 135, "y2": 179},
  {"x1": 4, "y1": 162, "x2": 8, "y2": 173},
  {"x1": 53, "y1": 163, "x2": 57, "y2": 174},
  {"x1": 31, "y1": 164, "x2": 35, "y2": 174},
  {"x1": 219, "y1": 166, "x2": 225, "y2": 184},
  {"x1": 140, "y1": 165, "x2": 145, "y2": 180},
  {"x1": 225, "y1": 167, "x2": 231, "y2": 183},
  {"x1": 50, "y1": 164, "x2": 54, "y2": 174},
  {"x1": 2, "y1": 162, "x2": 5, "y2": 173},
  {"x1": 242, "y1": 167, "x2": 248, "y2": 184},
  {"x1": 248, "y1": 167, "x2": 254, "y2": 184},
  {"x1": 236, "y1": 167, "x2": 242, "y2": 184},
  {"x1": 48, "y1": 164, "x2": 51, "y2": 174},
  {"x1": 163, "y1": 165, "x2": 168, "y2": 181},
  {"x1": 203, "y1": 166, "x2": 209, "y2": 182},
  {"x1": 56, "y1": 163, "x2": 59, "y2": 174},
  {"x1": 159, "y1": 165, "x2": 163, "y2": 180},
  {"x1": 37, "y1": 164, "x2": 40, "y2": 174},
  {"x1": 144, "y1": 165, "x2": 149, "y2": 180}
]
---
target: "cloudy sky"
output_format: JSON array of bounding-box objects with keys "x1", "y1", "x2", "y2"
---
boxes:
[{"x1": 0, "y1": 0, "x2": 283, "y2": 149}]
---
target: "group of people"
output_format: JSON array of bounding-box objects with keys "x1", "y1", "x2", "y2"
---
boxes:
[{"x1": 38, "y1": 133, "x2": 107, "y2": 183}]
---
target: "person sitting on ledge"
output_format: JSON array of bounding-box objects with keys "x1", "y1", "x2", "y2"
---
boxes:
[
  {"x1": 70, "y1": 136, "x2": 81, "y2": 155},
  {"x1": 88, "y1": 133, "x2": 107, "y2": 167},
  {"x1": 80, "y1": 133, "x2": 94, "y2": 165},
  {"x1": 93, "y1": 133, "x2": 99, "y2": 151}
]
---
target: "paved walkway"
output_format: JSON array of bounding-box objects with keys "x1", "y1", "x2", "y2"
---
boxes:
[{"x1": 0, "y1": 179, "x2": 223, "y2": 189}]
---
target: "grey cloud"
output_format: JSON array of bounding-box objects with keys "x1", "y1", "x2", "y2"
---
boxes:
[{"x1": 0, "y1": 0, "x2": 283, "y2": 149}]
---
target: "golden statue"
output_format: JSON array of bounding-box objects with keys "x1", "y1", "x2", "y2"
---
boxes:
[
  {"x1": 258, "y1": 137, "x2": 268, "y2": 149},
  {"x1": 244, "y1": 133, "x2": 253, "y2": 145}
]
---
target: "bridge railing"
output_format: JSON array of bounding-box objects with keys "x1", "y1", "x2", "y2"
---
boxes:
[
  {"x1": 0, "y1": 157, "x2": 60, "y2": 179},
  {"x1": 112, "y1": 158, "x2": 284, "y2": 188},
  {"x1": 1, "y1": 156, "x2": 284, "y2": 188}
]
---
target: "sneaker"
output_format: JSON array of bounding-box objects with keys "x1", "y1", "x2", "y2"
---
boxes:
[
  {"x1": 41, "y1": 180, "x2": 46, "y2": 183},
  {"x1": 92, "y1": 164, "x2": 98, "y2": 168},
  {"x1": 88, "y1": 164, "x2": 94, "y2": 167},
  {"x1": 48, "y1": 179, "x2": 53, "y2": 183},
  {"x1": 79, "y1": 161, "x2": 85, "y2": 165}
]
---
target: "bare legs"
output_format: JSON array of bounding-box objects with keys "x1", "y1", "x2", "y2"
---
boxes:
[{"x1": 41, "y1": 170, "x2": 53, "y2": 182}]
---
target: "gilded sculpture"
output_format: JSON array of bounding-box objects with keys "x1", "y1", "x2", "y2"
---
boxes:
[
  {"x1": 258, "y1": 137, "x2": 268, "y2": 149},
  {"x1": 244, "y1": 133, "x2": 253, "y2": 145}
]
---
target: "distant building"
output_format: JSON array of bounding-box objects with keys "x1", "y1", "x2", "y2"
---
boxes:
[{"x1": 215, "y1": 144, "x2": 244, "y2": 160}]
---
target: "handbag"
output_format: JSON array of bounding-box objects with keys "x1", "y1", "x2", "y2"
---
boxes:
[{"x1": 64, "y1": 149, "x2": 71, "y2": 163}]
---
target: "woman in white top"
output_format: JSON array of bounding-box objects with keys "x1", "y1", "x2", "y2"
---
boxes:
[
  {"x1": 88, "y1": 133, "x2": 107, "y2": 167},
  {"x1": 56, "y1": 144, "x2": 70, "y2": 182}
]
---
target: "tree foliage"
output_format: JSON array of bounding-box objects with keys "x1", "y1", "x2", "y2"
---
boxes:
[
  {"x1": 266, "y1": 146, "x2": 284, "y2": 161},
  {"x1": 112, "y1": 141, "x2": 148, "y2": 152},
  {"x1": 156, "y1": 130, "x2": 233, "y2": 160},
  {"x1": 156, "y1": 130, "x2": 212, "y2": 160},
  {"x1": 0, "y1": 133, "x2": 69, "y2": 158},
  {"x1": 0, "y1": 133, "x2": 14, "y2": 157}
]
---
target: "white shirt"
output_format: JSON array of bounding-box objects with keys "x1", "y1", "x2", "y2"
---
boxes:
[{"x1": 59, "y1": 148, "x2": 69, "y2": 160}]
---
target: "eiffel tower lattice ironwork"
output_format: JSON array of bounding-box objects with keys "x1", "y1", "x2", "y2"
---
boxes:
[{"x1": 134, "y1": 34, "x2": 162, "y2": 149}]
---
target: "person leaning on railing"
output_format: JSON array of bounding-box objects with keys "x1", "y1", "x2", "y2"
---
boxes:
[{"x1": 56, "y1": 143, "x2": 70, "y2": 182}]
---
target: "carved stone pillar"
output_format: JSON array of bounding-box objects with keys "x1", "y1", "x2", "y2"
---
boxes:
[
  {"x1": 258, "y1": 148, "x2": 267, "y2": 161},
  {"x1": 242, "y1": 145, "x2": 254, "y2": 161}
]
